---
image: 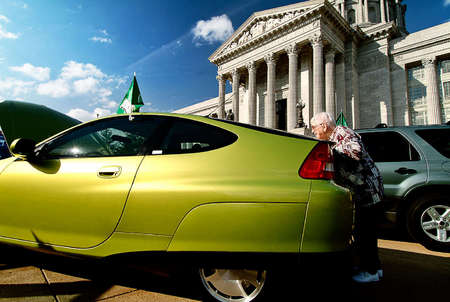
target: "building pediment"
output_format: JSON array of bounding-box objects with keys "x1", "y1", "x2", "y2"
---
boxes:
[{"x1": 209, "y1": 0, "x2": 353, "y2": 65}]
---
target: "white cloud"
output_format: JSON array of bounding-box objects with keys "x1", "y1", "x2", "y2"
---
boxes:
[
  {"x1": 192, "y1": 14, "x2": 234, "y2": 45},
  {"x1": 0, "y1": 24, "x2": 18, "y2": 39},
  {"x1": 0, "y1": 15, "x2": 10, "y2": 23},
  {"x1": 90, "y1": 29, "x2": 112, "y2": 44},
  {"x1": 67, "y1": 107, "x2": 112, "y2": 122},
  {"x1": 445, "y1": 0, "x2": 450, "y2": 6},
  {"x1": 0, "y1": 78, "x2": 35, "y2": 97},
  {"x1": 37, "y1": 78, "x2": 70, "y2": 98},
  {"x1": 73, "y1": 77, "x2": 98, "y2": 94},
  {"x1": 10, "y1": 63, "x2": 50, "y2": 81},
  {"x1": 90, "y1": 36, "x2": 112, "y2": 44},
  {"x1": 61, "y1": 61, "x2": 105, "y2": 79},
  {"x1": 0, "y1": 15, "x2": 18, "y2": 40}
]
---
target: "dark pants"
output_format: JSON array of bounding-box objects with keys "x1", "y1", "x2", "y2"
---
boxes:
[{"x1": 353, "y1": 203, "x2": 382, "y2": 274}]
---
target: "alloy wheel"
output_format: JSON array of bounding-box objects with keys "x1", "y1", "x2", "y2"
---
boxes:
[
  {"x1": 420, "y1": 205, "x2": 450, "y2": 243},
  {"x1": 199, "y1": 268, "x2": 266, "y2": 302}
]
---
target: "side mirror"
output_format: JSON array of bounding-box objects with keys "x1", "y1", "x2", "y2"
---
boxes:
[{"x1": 10, "y1": 138, "x2": 37, "y2": 158}]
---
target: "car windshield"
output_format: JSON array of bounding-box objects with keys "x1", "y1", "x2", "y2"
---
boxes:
[{"x1": 415, "y1": 128, "x2": 450, "y2": 158}]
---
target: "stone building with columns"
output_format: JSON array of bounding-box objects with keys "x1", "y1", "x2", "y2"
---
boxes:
[{"x1": 174, "y1": 0, "x2": 450, "y2": 132}]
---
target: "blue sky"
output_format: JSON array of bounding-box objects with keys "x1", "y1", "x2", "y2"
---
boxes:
[{"x1": 0, "y1": 0, "x2": 448, "y2": 121}]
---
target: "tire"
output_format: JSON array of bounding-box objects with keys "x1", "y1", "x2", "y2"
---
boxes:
[
  {"x1": 406, "y1": 193, "x2": 450, "y2": 252},
  {"x1": 199, "y1": 268, "x2": 267, "y2": 302}
]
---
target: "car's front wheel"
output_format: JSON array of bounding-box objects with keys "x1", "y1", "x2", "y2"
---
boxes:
[
  {"x1": 199, "y1": 268, "x2": 267, "y2": 302},
  {"x1": 406, "y1": 193, "x2": 450, "y2": 252}
]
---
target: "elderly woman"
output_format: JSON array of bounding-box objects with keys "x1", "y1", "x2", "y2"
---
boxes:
[{"x1": 310, "y1": 112, "x2": 384, "y2": 283}]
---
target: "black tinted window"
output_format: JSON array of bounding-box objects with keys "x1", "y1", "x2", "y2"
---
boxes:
[
  {"x1": 159, "y1": 118, "x2": 237, "y2": 154},
  {"x1": 360, "y1": 131, "x2": 420, "y2": 162},
  {"x1": 415, "y1": 128, "x2": 450, "y2": 158},
  {"x1": 44, "y1": 116, "x2": 165, "y2": 158}
]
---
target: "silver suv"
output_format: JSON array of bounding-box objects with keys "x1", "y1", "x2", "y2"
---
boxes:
[{"x1": 357, "y1": 125, "x2": 450, "y2": 252}]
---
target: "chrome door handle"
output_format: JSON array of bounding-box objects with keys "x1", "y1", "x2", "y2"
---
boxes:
[{"x1": 97, "y1": 166, "x2": 122, "y2": 178}]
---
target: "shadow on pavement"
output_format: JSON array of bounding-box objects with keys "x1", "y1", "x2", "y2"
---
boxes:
[{"x1": 0, "y1": 243, "x2": 448, "y2": 302}]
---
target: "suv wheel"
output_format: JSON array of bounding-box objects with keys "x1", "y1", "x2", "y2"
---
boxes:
[{"x1": 406, "y1": 193, "x2": 450, "y2": 252}]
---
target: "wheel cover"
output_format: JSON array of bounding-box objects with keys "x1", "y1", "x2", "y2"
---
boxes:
[
  {"x1": 420, "y1": 205, "x2": 450, "y2": 243},
  {"x1": 199, "y1": 268, "x2": 266, "y2": 302}
]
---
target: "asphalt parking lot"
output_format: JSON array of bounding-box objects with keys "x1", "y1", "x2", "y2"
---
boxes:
[{"x1": 0, "y1": 239, "x2": 448, "y2": 302}]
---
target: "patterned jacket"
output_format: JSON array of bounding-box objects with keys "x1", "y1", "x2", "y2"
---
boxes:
[{"x1": 330, "y1": 126, "x2": 384, "y2": 207}]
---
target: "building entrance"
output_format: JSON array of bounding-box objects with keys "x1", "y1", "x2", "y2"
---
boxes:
[{"x1": 276, "y1": 99, "x2": 287, "y2": 130}]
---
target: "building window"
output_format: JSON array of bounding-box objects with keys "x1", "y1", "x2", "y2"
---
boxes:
[
  {"x1": 348, "y1": 9, "x2": 355, "y2": 24},
  {"x1": 408, "y1": 66, "x2": 427, "y2": 125},
  {"x1": 443, "y1": 82, "x2": 450, "y2": 99},
  {"x1": 369, "y1": 6, "x2": 378, "y2": 23},
  {"x1": 439, "y1": 60, "x2": 450, "y2": 123},
  {"x1": 442, "y1": 60, "x2": 450, "y2": 74}
]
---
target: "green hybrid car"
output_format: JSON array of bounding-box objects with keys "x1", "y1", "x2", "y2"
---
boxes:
[{"x1": 0, "y1": 113, "x2": 352, "y2": 302}]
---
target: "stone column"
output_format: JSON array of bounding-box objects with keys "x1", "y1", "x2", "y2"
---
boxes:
[
  {"x1": 286, "y1": 44, "x2": 299, "y2": 132},
  {"x1": 246, "y1": 61, "x2": 257, "y2": 125},
  {"x1": 264, "y1": 53, "x2": 277, "y2": 128},
  {"x1": 422, "y1": 57, "x2": 442, "y2": 125},
  {"x1": 231, "y1": 68, "x2": 240, "y2": 122},
  {"x1": 311, "y1": 34, "x2": 324, "y2": 115},
  {"x1": 217, "y1": 74, "x2": 226, "y2": 119},
  {"x1": 325, "y1": 48, "x2": 336, "y2": 118},
  {"x1": 380, "y1": 0, "x2": 386, "y2": 23},
  {"x1": 358, "y1": 0, "x2": 363, "y2": 24}
]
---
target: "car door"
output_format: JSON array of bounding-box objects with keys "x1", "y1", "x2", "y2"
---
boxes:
[
  {"x1": 0, "y1": 115, "x2": 164, "y2": 248},
  {"x1": 359, "y1": 130, "x2": 427, "y2": 198}
]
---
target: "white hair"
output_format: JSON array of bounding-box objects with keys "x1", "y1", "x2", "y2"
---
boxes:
[{"x1": 310, "y1": 112, "x2": 336, "y2": 128}]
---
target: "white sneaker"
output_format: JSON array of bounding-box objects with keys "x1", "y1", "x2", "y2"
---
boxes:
[
  {"x1": 352, "y1": 271, "x2": 380, "y2": 283},
  {"x1": 377, "y1": 269, "x2": 383, "y2": 278}
]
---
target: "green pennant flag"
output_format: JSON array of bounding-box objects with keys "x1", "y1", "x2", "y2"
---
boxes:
[
  {"x1": 117, "y1": 73, "x2": 144, "y2": 114},
  {"x1": 336, "y1": 111, "x2": 348, "y2": 127}
]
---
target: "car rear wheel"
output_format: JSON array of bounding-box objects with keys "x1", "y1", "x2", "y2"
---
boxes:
[
  {"x1": 406, "y1": 193, "x2": 450, "y2": 252},
  {"x1": 199, "y1": 268, "x2": 267, "y2": 302}
]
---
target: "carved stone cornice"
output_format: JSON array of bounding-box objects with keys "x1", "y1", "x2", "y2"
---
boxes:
[{"x1": 209, "y1": 0, "x2": 356, "y2": 66}]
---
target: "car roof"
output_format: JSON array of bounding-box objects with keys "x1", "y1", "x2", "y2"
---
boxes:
[
  {"x1": 44, "y1": 112, "x2": 319, "y2": 143},
  {"x1": 356, "y1": 124, "x2": 450, "y2": 132}
]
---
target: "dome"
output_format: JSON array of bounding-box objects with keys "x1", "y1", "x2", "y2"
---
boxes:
[{"x1": 0, "y1": 100, "x2": 80, "y2": 146}]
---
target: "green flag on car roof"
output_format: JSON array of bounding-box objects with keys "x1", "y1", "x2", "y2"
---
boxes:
[
  {"x1": 117, "y1": 73, "x2": 144, "y2": 114},
  {"x1": 336, "y1": 111, "x2": 348, "y2": 127}
]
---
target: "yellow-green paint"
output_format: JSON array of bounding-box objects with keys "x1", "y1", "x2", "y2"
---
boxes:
[{"x1": 168, "y1": 203, "x2": 307, "y2": 252}]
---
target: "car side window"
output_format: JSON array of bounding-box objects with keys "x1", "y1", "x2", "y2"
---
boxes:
[
  {"x1": 44, "y1": 116, "x2": 165, "y2": 158},
  {"x1": 158, "y1": 118, "x2": 237, "y2": 155},
  {"x1": 360, "y1": 131, "x2": 420, "y2": 162},
  {"x1": 415, "y1": 128, "x2": 450, "y2": 158}
]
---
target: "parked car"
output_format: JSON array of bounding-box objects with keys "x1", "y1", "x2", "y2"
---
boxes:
[
  {"x1": 357, "y1": 125, "x2": 450, "y2": 252},
  {"x1": 0, "y1": 113, "x2": 352, "y2": 302}
]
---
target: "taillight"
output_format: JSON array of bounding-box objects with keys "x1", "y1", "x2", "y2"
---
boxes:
[{"x1": 299, "y1": 142, "x2": 334, "y2": 180}]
